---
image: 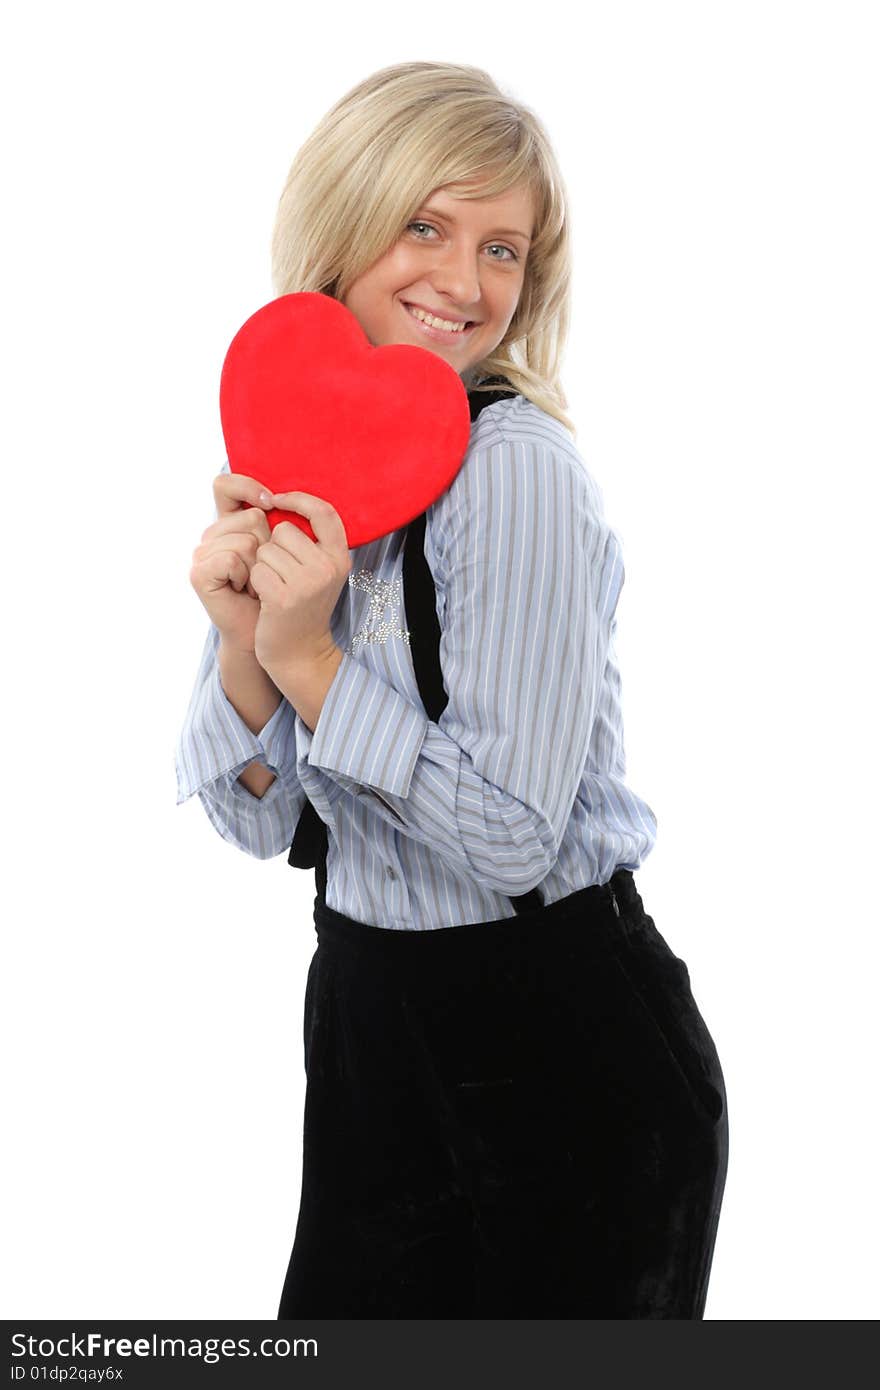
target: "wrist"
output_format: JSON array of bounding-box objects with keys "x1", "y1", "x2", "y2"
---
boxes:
[
  {"x1": 261, "y1": 635, "x2": 342, "y2": 684},
  {"x1": 264, "y1": 642, "x2": 344, "y2": 735},
  {"x1": 217, "y1": 634, "x2": 258, "y2": 660},
  {"x1": 217, "y1": 639, "x2": 284, "y2": 736},
  {"x1": 219, "y1": 640, "x2": 282, "y2": 694}
]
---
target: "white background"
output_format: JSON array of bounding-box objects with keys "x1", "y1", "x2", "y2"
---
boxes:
[{"x1": 3, "y1": 0, "x2": 877, "y2": 1321}]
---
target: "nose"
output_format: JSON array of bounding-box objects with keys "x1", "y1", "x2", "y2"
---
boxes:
[{"x1": 429, "y1": 242, "x2": 482, "y2": 312}]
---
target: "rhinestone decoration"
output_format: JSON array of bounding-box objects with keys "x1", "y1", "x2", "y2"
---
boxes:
[{"x1": 347, "y1": 568, "x2": 411, "y2": 655}]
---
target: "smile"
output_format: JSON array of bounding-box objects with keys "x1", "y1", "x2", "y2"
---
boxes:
[{"x1": 402, "y1": 302, "x2": 477, "y2": 340}]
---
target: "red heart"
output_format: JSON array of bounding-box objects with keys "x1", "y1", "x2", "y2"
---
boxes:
[{"x1": 219, "y1": 293, "x2": 471, "y2": 548}]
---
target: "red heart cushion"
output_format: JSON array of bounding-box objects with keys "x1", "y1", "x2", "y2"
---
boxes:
[{"x1": 219, "y1": 292, "x2": 471, "y2": 548}]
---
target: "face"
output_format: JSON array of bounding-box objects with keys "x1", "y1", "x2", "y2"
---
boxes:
[{"x1": 342, "y1": 181, "x2": 535, "y2": 378}]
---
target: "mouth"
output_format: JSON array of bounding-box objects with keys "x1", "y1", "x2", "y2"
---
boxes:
[{"x1": 401, "y1": 301, "x2": 479, "y2": 343}]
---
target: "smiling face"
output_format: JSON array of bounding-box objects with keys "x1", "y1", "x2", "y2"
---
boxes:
[{"x1": 341, "y1": 180, "x2": 536, "y2": 378}]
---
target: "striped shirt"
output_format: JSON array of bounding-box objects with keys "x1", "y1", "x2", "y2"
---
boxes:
[{"x1": 175, "y1": 395, "x2": 657, "y2": 930}]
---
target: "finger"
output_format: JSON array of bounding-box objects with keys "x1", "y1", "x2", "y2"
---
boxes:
[
  {"x1": 250, "y1": 559, "x2": 286, "y2": 603},
  {"x1": 261, "y1": 519, "x2": 315, "y2": 567},
  {"x1": 213, "y1": 469, "x2": 275, "y2": 517},
  {"x1": 270, "y1": 492, "x2": 350, "y2": 553},
  {"x1": 190, "y1": 549, "x2": 251, "y2": 594},
  {"x1": 252, "y1": 532, "x2": 306, "y2": 584},
  {"x1": 200, "y1": 507, "x2": 271, "y2": 546},
  {"x1": 193, "y1": 530, "x2": 261, "y2": 571}
]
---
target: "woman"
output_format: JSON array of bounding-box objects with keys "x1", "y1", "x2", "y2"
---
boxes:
[{"x1": 175, "y1": 61, "x2": 728, "y2": 1318}]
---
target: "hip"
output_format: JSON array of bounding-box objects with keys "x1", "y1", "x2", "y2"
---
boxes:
[{"x1": 303, "y1": 869, "x2": 727, "y2": 1134}]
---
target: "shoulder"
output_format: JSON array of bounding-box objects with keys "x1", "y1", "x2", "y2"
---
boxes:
[
  {"x1": 435, "y1": 394, "x2": 610, "y2": 528},
  {"x1": 425, "y1": 395, "x2": 622, "y2": 593}
]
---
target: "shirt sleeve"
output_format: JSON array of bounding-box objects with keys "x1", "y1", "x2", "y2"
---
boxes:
[
  {"x1": 297, "y1": 433, "x2": 623, "y2": 895},
  {"x1": 174, "y1": 621, "x2": 307, "y2": 860}
]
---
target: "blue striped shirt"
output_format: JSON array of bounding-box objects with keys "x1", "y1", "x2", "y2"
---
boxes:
[{"x1": 175, "y1": 395, "x2": 657, "y2": 929}]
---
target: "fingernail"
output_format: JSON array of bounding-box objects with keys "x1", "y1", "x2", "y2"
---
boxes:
[{"x1": 259, "y1": 490, "x2": 273, "y2": 506}]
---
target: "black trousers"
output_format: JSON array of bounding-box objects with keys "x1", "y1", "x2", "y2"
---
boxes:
[{"x1": 277, "y1": 869, "x2": 728, "y2": 1318}]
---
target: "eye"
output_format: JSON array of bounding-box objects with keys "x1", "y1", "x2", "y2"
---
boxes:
[{"x1": 405, "y1": 222, "x2": 520, "y2": 262}]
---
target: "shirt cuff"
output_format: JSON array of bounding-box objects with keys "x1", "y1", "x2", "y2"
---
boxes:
[
  {"x1": 258, "y1": 683, "x2": 299, "y2": 776},
  {"x1": 304, "y1": 650, "x2": 428, "y2": 798},
  {"x1": 217, "y1": 763, "x2": 295, "y2": 809},
  {"x1": 175, "y1": 662, "x2": 297, "y2": 803}
]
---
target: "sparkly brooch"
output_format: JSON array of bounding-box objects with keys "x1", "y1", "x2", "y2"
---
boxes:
[{"x1": 346, "y1": 569, "x2": 411, "y2": 654}]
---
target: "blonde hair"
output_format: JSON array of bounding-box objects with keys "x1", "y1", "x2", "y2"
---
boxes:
[{"x1": 270, "y1": 62, "x2": 574, "y2": 433}]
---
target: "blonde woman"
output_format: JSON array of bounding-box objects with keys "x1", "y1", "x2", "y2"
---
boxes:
[{"x1": 176, "y1": 62, "x2": 728, "y2": 1318}]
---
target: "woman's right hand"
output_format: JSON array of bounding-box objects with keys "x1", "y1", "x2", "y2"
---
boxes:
[{"x1": 189, "y1": 470, "x2": 276, "y2": 655}]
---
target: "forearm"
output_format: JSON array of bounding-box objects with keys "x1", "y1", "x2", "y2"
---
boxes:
[
  {"x1": 298, "y1": 639, "x2": 593, "y2": 895},
  {"x1": 269, "y1": 644, "x2": 345, "y2": 736},
  {"x1": 306, "y1": 702, "x2": 558, "y2": 893},
  {"x1": 218, "y1": 641, "x2": 283, "y2": 797}
]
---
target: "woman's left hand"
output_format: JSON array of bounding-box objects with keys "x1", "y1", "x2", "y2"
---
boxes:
[{"x1": 250, "y1": 491, "x2": 352, "y2": 677}]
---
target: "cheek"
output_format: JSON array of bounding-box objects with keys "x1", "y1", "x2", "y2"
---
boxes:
[
  {"x1": 387, "y1": 249, "x2": 424, "y2": 292},
  {"x1": 347, "y1": 268, "x2": 395, "y2": 324},
  {"x1": 488, "y1": 284, "x2": 523, "y2": 333},
  {"x1": 347, "y1": 247, "x2": 408, "y2": 306},
  {"x1": 506, "y1": 278, "x2": 527, "y2": 324}
]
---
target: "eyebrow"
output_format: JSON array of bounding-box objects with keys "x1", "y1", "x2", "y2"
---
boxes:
[{"x1": 417, "y1": 204, "x2": 532, "y2": 245}]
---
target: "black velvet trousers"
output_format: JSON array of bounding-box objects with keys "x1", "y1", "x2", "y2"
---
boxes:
[{"x1": 277, "y1": 869, "x2": 728, "y2": 1318}]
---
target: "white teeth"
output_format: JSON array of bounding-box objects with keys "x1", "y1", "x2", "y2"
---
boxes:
[{"x1": 406, "y1": 304, "x2": 468, "y2": 333}]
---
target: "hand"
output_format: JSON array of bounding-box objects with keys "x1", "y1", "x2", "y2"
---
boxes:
[
  {"x1": 250, "y1": 491, "x2": 353, "y2": 678},
  {"x1": 188, "y1": 470, "x2": 277, "y2": 654}
]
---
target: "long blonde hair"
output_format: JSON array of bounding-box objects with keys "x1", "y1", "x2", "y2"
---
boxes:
[{"x1": 270, "y1": 62, "x2": 574, "y2": 433}]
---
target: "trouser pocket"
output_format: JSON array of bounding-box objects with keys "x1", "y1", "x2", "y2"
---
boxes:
[{"x1": 609, "y1": 911, "x2": 727, "y2": 1129}]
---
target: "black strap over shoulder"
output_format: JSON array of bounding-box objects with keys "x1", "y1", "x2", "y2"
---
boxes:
[
  {"x1": 466, "y1": 377, "x2": 519, "y2": 421},
  {"x1": 287, "y1": 377, "x2": 542, "y2": 915}
]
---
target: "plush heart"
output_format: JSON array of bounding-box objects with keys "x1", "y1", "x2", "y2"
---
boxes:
[{"x1": 219, "y1": 292, "x2": 472, "y2": 548}]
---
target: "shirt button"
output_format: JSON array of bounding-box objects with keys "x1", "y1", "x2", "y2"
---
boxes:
[{"x1": 386, "y1": 865, "x2": 397, "y2": 881}]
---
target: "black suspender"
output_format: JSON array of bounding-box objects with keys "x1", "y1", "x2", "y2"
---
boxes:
[{"x1": 287, "y1": 380, "x2": 543, "y2": 914}]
